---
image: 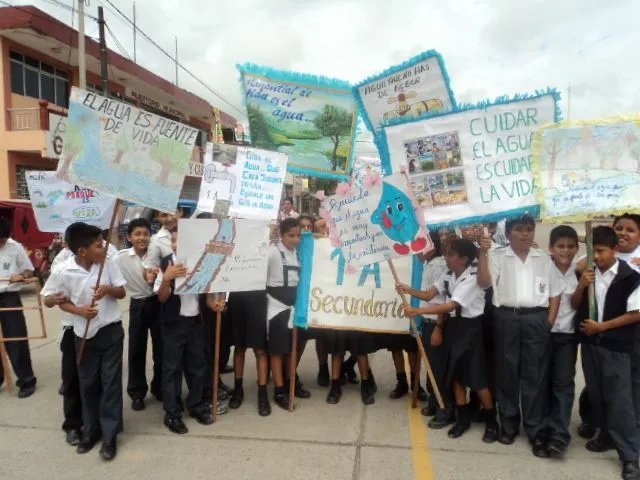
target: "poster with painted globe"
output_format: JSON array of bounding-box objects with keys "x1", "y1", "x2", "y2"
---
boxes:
[
  {"x1": 237, "y1": 63, "x2": 358, "y2": 180},
  {"x1": 58, "y1": 87, "x2": 198, "y2": 212}
]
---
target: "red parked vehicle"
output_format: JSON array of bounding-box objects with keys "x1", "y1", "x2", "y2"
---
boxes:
[{"x1": 0, "y1": 200, "x2": 57, "y2": 284}]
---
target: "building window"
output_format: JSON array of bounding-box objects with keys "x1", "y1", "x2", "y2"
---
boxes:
[
  {"x1": 10, "y1": 50, "x2": 69, "y2": 108},
  {"x1": 86, "y1": 82, "x2": 124, "y2": 100},
  {"x1": 16, "y1": 165, "x2": 56, "y2": 200}
]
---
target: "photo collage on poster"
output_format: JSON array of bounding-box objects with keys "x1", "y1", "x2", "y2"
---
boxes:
[{"x1": 403, "y1": 131, "x2": 467, "y2": 209}]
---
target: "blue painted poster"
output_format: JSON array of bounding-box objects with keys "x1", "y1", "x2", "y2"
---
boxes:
[
  {"x1": 58, "y1": 87, "x2": 198, "y2": 212},
  {"x1": 237, "y1": 63, "x2": 358, "y2": 180}
]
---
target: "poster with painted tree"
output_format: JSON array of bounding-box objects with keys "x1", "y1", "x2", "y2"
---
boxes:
[
  {"x1": 533, "y1": 115, "x2": 640, "y2": 222},
  {"x1": 58, "y1": 87, "x2": 198, "y2": 212}
]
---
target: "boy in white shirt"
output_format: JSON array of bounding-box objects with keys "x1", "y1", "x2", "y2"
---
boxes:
[
  {"x1": 0, "y1": 218, "x2": 37, "y2": 398},
  {"x1": 573, "y1": 226, "x2": 640, "y2": 480},
  {"x1": 145, "y1": 209, "x2": 183, "y2": 268},
  {"x1": 55, "y1": 223, "x2": 127, "y2": 461},
  {"x1": 546, "y1": 226, "x2": 580, "y2": 458},
  {"x1": 477, "y1": 215, "x2": 562, "y2": 456}
]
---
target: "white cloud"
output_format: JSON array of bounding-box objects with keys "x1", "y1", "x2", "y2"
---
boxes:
[{"x1": 22, "y1": 0, "x2": 640, "y2": 126}]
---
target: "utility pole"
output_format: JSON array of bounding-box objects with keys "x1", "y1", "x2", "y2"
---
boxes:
[
  {"x1": 175, "y1": 36, "x2": 179, "y2": 86},
  {"x1": 133, "y1": 1, "x2": 137, "y2": 62},
  {"x1": 78, "y1": 0, "x2": 86, "y2": 88},
  {"x1": 97, "y1": 7, "x2": 109, "y2": 96}
]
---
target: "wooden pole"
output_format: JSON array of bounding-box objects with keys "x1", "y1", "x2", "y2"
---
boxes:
[
  {"x1": 212, "y1": 309, "x2": 222, "y2": 422},
  {"x1": 585, "y1": 221, "x2": 597, "y2": 319},
  {"x1": 387, "y1": 260, "x2": 444, "y2": 409},
  {"x1": 0, "y1": 323, "x2": 13, "y2": 395},
  {"x1": 288, "y1": 327, "x2": 298, "y2": 412},
  {"x1": 77, "y1": 200, "x2": 120, "y2": 365}
]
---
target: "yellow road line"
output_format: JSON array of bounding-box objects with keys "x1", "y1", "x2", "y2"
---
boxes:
[{"x1": 405, "y1": 355, "x2": 435, "y2": 480}]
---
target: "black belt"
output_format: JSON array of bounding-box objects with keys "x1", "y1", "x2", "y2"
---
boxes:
[{"x1": 497, "y1": 306, "x2": 547, "y2": 314}]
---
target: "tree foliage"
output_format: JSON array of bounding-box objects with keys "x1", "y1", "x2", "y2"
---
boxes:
[{"x1": 313, "y1": 105, "x2": 353, "y2": 171}]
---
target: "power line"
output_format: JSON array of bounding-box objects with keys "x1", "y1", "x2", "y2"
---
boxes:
[
  {"x1": 99, "y1": 0, "x2": 246, "y2": 117},
  {"x1": 105, "y1": 21, "x2": 131, "y2": 60}
]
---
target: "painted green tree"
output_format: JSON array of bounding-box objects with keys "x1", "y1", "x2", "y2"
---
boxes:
[
  {"x1": 313, "y1": 105, "x2": 353, "y2": 171},
  {"x1": 58, "y1": 120, "x2": 84, "y2": 182},
  {"x1": 113, "y1": 134, "x2": 130, "y2": 164},
  {"x1": 149, "y1": 139, "x2": 190, "y2": 186},
  {"x1": 247, "y1": 104, "x2": 276, "y2": 150}
]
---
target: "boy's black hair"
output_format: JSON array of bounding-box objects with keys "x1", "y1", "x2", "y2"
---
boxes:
[
  {"x1": 279, "y1": 217, "x2": 300, "y2": 235},
  {"x1": 67, "y1": 223, "x2": 103, "y2": 255},
  {"x1": 0, "y1": 218, "x2": 11, "y2": 239},
  {"x1": 448, "y1": 238, "x2": 478, "y2": 267},
  {"x1": 283, "y1": 196, "x2": 294, "y2": 204},
  {"x1": 549, "y1": 225, "x2": 579, "y2": 246},
  {"x1": 196, "y1": 212, "x2": 213, "y2": 219},
  {"x1": 127, "y1": 218, "x2": 151, "y2": 235},
  {"x1": 430, "y1": 228, "x2": 444, "y2": 257},
  {"x1": 505, "y1": 214, "x2": 536, "y2": 235},
  {"x1": 64, "y1": 222, "x2": 86, "y2": 243},
  {"x1": 592, "y1": 226, "x2": 618, "y2": 249},
  {"x1": 613, "y1": 213, "x2": 640, "y2": 231}
]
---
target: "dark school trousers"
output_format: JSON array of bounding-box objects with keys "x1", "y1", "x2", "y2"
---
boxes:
[
  {"x1": 547, "y1": 333, "x2": 578, "y2": 447},
  {"x1": 582, "y1": 343, "x2": 639, "y2": 462},
  {"x1": 60, "y1": 327, "x2": 82, "y2": 432},
  {"x1": 0, "y1": 292, "x2": 36, "y2": 389},
  {"x1": 127, "y1": 296, "x2": 162, "y2": 400},
  {"x1": 423, "y1": 322, "x2": 452, "y2": 414},
  {"x1": 493, "y1": 308, "x2": 551, "y2": 440},
  {"x1": 75, "y1": 322, "x2": 124, "y2": 443},
  {"x1": 631, "y1": 329, "x2": 640, "y2": 429},
  {"x1": 162, "y1": 316, "x2": 207, "y2": 419}
]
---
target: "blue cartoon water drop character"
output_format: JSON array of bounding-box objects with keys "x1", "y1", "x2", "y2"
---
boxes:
[{"x1": 370, "y1": 182, "x2": 427, "y2": 255}]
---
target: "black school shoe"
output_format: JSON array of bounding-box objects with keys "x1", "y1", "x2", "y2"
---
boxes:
[
  {"x1": 482, "y1": 408, "x2": 499, "y2": 444},
  {"x1": 76, "y1": 436, "x2": 100, "y2": 454},
  {"x1": 131, "y1": 398, "x2": 145, "y2": 411},
  {"x1": 288, "y1": 376, "x2": 311, "y2": 399},
  {"x1": 428, "y1": 408, "x2": 455, "y2": 429},
  {"x1": 273, "y1": 391, "x2": 291, "y2": 411},
  {"x1": 229, "y1": 389, "x2": 244, "y2": 409},
  {"x1": 498, "y1": 429, "x2": 519, "y2": 445},
  {"x1": 531, "y1": 435, "x2": 549, "y2": 458},
  {"x1": 17, "y1": 385, "x2": 35, "y2": 399},
  {"x1": 577, "y1": 422, "x2": 597, "y2": 439},
  {"x1": 258, "y1": 395, "x2": 271, "y2": 417},
  {"x1": 448, "y1": 405, "x2": 471, "y2": 439},
  {"x1": 164, "y1": 416, "x2": 188, "y2": 435},
  {"x1": 360, "y1": 379, "x2": 375, "y2": 405},
  {"x1": 586, "y1": 432, "x2": 615, "y2": 453},
  {"x1": 327, "y1": 385, "x2": 342, "y2": 404},
  {"x1": 369, "y1": 370, "x2": 377, "y2": 394},
  {"x1": 65, "y1": 429, "x2": 82, "y2": 446},
  {"x1": 389, "y1": 378, "x2": 409, "y2": 399},
  {"x1": 547, "y1": 440, "x2": 567, "y2": 459},
  {"x1": 99, "y1": 439, "x2": 117, "y2": 461},
  {"x1": 189, "y1": 409, "x2": 214, "y2": 425},
  {"x1": 414, "y1": 385, "x2": 428, "y2": 402},
  {"x1": 622, "y1": 461, "x2": 640, "y2": 480}
]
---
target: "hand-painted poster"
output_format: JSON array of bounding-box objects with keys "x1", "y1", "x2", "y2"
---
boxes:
[
  {"x1": 175, "y1": 218, "x2": 269, "y2": 294},
  {"x1": 294, "y1": 235, "x2": 412, "y2": 333},
  {"x1": 228, "y1": 147, "x2": 288, "y2": 220},
  {"x1": 532, "y1": 114, "x2": 640, "y2": 222},
  {"x1": 58, "y1": 87, "x2": 198, "y2": 212},
  {"x1": 237, "y1": 63, "x2": 358, "y2": 180},
  {"x1": 25, "y1": 170, "x2": 116, "y2": 233},
  {"x1": 381, "y1": 90, "x2": 560, "y2": 227},
  {"x1": 354, "y1": 50, "x2": 456, "y2": 133},
  {"x1": 321, "y1": 172, "x2": 432, "y2": 267},
  {"x1": 196, "y1": 142, "x2": 238, "y2": 215},
  {"x1": 352, "y1": 155, "x2": 382, "y2": 187}
]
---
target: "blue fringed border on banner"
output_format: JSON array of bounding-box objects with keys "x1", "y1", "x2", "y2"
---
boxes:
[
  {"x1": 353, "y1": 49, "x2": 458, "y2": 134},
  {"x1": 375, "y1": 88, "x2": 561, "y2": 227},
  {"x1": 236, "y1": 63, "x2": 359, "y2": 181}
]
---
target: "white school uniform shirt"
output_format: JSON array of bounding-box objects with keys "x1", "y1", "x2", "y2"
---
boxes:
[
  {"x1": 489, "y1": 246, "x2": 563, "y2": 308},
  {"x1": 435, "y1": 265, "x2": 485, "y2": 318},
  {"x1": 115, "y1": 248, "x2": 154, "y2": 299},
  {"x1": 420, "y1": 256, "x2": 447, "y2": 320},
  {"x1": 0, "y1": 239, "x2": 34, "y2": 293},
  {"x1": 153, "y1": 253, "x2": 200, "y2": 317},
  {"x1": 595, "y1": 260, "x2": 640, "y2": 322},
  {"x1": 54, "y1": 256, "x2": 127, "y2": 339},
  {"x1": 145, "y1": 227, "x2": 173, "y2": 268},
  {"x1": 617, "y1": 246, "x2": 640, "y2": 273},
  {"x1": 41, "y1": 261, "x2": 73, "y2": 328},
  {"x1": 551, "y1": 262, "x2": 579, "y2": 334},
  {"x1": 266, "y1": 243, "x2": 299, "y2": 324},
  {"x1": 51, "y1": 243, "x2": 118, "y2": 271}
]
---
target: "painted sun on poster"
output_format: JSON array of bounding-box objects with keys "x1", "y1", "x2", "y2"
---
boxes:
[
  {"x1": 58, "y1": 87, "x2": 198, "y2": 212},
  {"x1": 237, "y1": 63, "x2": 358, "y2": 180}
]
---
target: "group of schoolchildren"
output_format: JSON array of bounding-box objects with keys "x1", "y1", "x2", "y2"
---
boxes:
[{"x1": 2, "y1": 205, "x2": 640, "y2": 479}]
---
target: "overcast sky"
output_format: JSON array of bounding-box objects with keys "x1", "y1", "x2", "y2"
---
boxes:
[{"x1": 18, "y1": 0, "x2": 640, "y2": 153}]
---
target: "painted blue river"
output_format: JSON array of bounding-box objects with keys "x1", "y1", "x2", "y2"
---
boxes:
[{"x1": 176, "y1": 219, "x2": 236, "y2": 294}]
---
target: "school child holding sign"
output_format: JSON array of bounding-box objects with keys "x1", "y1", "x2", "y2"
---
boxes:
[
  {"x1": 266, "y1": 218, "x2": 311, "y2": 410},
  {"x1": 477, "y1": 215, "x2": 562, "y2": 456},
  {"x1": 402, "y1": 239, "x2": 499, "y2": 442},
  {"x1": 572, "y1": 226, "x2": 640, "y2": 480}
]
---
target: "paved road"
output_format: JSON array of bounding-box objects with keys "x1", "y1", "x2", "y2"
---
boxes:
[{"x1": 0, "y1": 288, "x2": 623, "y2": 480}]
